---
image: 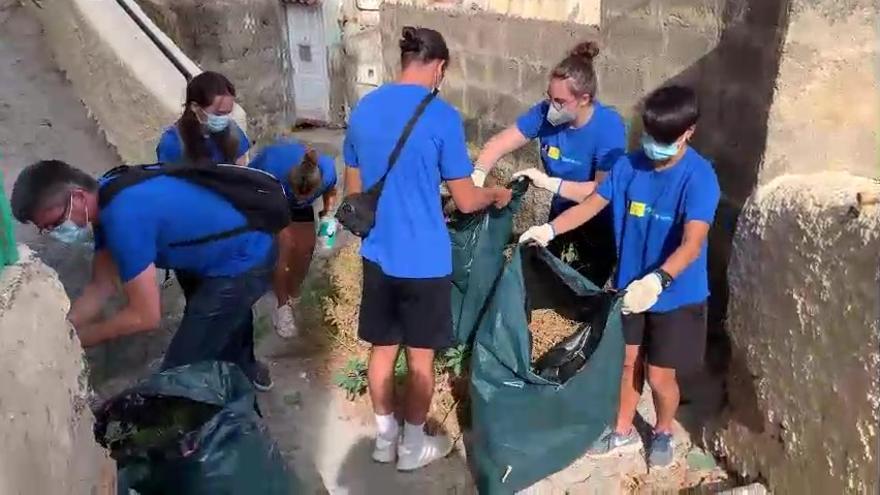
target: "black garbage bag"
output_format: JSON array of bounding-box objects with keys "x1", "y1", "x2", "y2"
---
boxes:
[
  {"x1": 94, "y1": 361, "x2": 297, "y2": 495},
  {"x1": 448, "y1": 177, "x2": 529, "y2": 345},
  {"x1": 470, "y1": 246, "x2": 625, "y2": 493}
]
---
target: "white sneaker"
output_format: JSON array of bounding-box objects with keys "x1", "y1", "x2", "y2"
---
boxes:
[
  {"x1": 396, "y1": 434, "x2": 454, "y2": 471},
  {"x1": 372, "y1": 434, "x2": 399, "y2": 463},
  {"x1": 272, "y1": 303, "x2": 298, "y2": 338}
]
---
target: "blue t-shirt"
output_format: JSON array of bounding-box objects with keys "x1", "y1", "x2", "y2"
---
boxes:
[
  {"x1": 249, "y1": 139, "x2": 337, "y2": 208},
  {"x1": 516, "y1": 100, "x2": 626, "y2": 217},
  {"x1": 343, "y1": 84, "x2": 472, "y2": 279},
  {"x1": 95, "y1": 175, "x2": 273, "y2": 283},
  {"x1": 156, "y1": 123, "x2": 251, "y2": 164},
  {"x1": 597, "y1": 148, "x2": 720, "y2": 312}
]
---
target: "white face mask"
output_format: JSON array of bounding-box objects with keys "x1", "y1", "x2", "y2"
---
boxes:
[
  {"x1": 205, "y1": 113, "x2": 231, "y2": 133},
  {"x1": 546, "y1": 102, "x2": 577, "y2": 127}
]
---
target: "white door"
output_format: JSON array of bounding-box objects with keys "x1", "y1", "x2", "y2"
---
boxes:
[{"x1": 286, "y1": 4, "x2": 331, "y2": 123}]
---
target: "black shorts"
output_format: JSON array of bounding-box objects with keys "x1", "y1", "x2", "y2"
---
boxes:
[
  {"x1": 358, "y1": 259, "x2": 454, "y2": 350},
  {"x1": 622, "y1": 302, "x2": 707, "y2": 373},
  {"x1": 289, "y1": 205, "x2": 315, "y2": 223}
]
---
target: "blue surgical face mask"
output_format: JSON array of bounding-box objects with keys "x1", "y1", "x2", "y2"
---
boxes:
[
  {"x1": 49, "y1": 195, "x2": 93, "y2": 245},
  {"x1": 641, "y1": 133, "x2": 681, "y2": 161},
  {"x1": 205, "y1": 113, "x2": 231, "y2": 133}
]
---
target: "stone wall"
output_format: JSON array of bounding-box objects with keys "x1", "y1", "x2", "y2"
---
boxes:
[
  {"x1": 136, "y1": 0, "x2": 292, "y2": 144},
  {"x1": 0, "y1": 247, "x2": 115, "y2": 495},
  {"x1": 713, "y1": 173, "x2": 879, "y2": 493}
]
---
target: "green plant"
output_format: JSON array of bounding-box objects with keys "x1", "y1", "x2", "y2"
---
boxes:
[
  {"x1": 560, "y1": 243, "x2": 579, "y2": 265},
  {"x1": 441, "y1": 344, "x2": 471, "y2": 378},
  {"x1": 394, "y1": 351, "x2": 408, "y2": 380},
  {"x1": 333, "y1": 357, "x2": 368, "y2": 399}
]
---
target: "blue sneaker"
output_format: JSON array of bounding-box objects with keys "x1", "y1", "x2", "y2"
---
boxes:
[
  {"x1": 648, "y1": 432, "x2": 675, "y2": 467},
  {"x1": 586, "y1": 427, "x2": 642, "y2": 457}
]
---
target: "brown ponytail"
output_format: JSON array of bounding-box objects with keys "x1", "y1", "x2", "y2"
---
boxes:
[
  {"x1": 288, "y1": 147, "x2": 323, "y2": 198},
  {"x1": 550, "y1": 41, "x2": 600, "y2": 98}
]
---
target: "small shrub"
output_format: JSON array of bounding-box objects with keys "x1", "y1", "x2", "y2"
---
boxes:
[
  {"x1": 440, "y1": 345, "x2": 471, "y2": 378},
  {"x1": 333, "y1": 357, "x2": 368, "y2": 400}
]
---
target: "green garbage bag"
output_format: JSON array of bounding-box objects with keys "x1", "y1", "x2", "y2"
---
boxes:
[
  {"x1": 94, "y1": 362, "x2": 298, "y2": 495},
  {"x1": 470, "y1": 246, "x2": 625, "y2": 493},
  {"x1": 0, "y1": 170, "x2": 18, "y2": 269},
  {"x1": 449, "y1": 177, "x2": 529, "y2": 345}
]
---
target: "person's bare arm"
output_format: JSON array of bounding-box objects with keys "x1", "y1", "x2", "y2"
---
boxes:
[
  {"x1": 68, "y1": 250, "x2": 119, "y2": 328},
  {"x1": 343, "y1": 166, "x2": 362, "y2": 196},
  {"x1": 557, "y1": 181, "x2": 598, "y2": 203},
  {"x1": 235, "y1": 153, "x2": 249, "y2": 166},
  {"x1": 76, "y1": 264, "x2": 161, "y2": 347},
  {"x1": 659, "y1": 220, "x2": 710, "y2": 278},
  {"x1": 549, "y1": 193, "x2": 610, "y2": 236},
  {"x1": 446, "y1": 178, "x2": 512, "y2": 213},
  {"x1": 474, "y1": 126, "x2": 530, "y2": 172}
]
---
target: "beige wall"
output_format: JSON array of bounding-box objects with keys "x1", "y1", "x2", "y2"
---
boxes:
[
  {"x1": 28, "y1": 0, "x2": 246, "y2": 165},
  {"x1": 384, "y1": 0, "x2": 600, "y2": 25},
  {"x1": 0, "y1": 247, "x2": 114, "y2": 495},
  {"x1": 759, "y1": 0, "x2": 879, "y2": 182}
]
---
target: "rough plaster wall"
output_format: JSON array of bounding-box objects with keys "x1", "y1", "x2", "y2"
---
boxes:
[
  {"x1": 715, "y1": 173, "x2": 880, "y2": 493},
  {"x1": 137, "y1": 0, "x2": 293, "y2": 143},
  {"x1": 759, "y1": 0, "x2": 879, "y2": 182},
  {"x1": 27, "y1": 0, "x2": 195, "y2": 164},
  {"x1": 0, "y1": 247, "x2": 114, "y2": 495}
]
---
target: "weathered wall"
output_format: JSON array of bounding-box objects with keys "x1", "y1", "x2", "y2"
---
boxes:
[
  {"x1": 136, "y1": 0, "x2": 291, "y2": 143},
  {"x1": 758, "y1": 0, "x2": 879, "y2": 182},
  {"x1": 714, "y1": 173, "x2": 879, "y2": 493},
  {"x1": 27, "y1": 0, "x2": 247, "y2": 165},
  {"x1": 0, "y1": 246, "x2": 115, "y2": 495}
]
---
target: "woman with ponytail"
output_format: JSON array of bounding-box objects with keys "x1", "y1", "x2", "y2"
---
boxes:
[
  {"x1": 475, "y1": 41, "x2": 625, "y2": 287},
  {"x1": 249, "y1": 139, "x2": 337, "y2": 338},
  {"x1": 156, "y1": 71, "x2": 251, "y2": 166}
]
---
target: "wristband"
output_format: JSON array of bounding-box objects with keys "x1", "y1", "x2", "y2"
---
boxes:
[{"x1": 653, "y1": 269, "x2": 673, "y2": 289}]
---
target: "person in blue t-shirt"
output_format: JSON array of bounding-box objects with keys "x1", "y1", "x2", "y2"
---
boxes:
[
  {"x1": 343, "y1": 27, "x2": 511, "y2": 472},
  {"x1": 249, "y1": 139, "x2": 338, "y2": 338},
  {"x1": 155, "y1": 71, "x2": 251, "y2": 166},
  {"x1": 520, "y1": 86, "x2": 721, "y2": 468},
  {"x1": 475, "y1": 41, "x2": 626, "y2": 287},
  {"x1": 10, "y1": 160, "x2": 276, "y2": 391}
]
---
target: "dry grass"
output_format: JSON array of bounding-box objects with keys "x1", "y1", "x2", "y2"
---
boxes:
[
  {"x1": 322, "y1": 242, "x2": 364, "y2": 352},
  {"x1": 529, "y1": 309, "x2": 580, "y2": 360}
]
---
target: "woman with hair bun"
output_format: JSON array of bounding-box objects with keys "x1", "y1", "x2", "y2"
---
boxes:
[{"x1": 475, "y1": 41, "x2": 625, "y2": 287}]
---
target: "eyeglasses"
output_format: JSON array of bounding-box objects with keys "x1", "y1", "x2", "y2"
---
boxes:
[{"x1": 36, "y1": 193, "x2": 73, "y2": 235}]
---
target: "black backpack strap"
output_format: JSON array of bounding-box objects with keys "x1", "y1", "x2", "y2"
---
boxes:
[
  {"x1": 371, "y1": 89, "x2": 438, "y2": 191},
  {"x1": 98, "y1": 164, "x2": 166, "y2": 209}
]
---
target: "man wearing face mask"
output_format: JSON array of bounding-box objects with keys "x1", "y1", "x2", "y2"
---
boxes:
[
  {"x1": 519, "y1": 86, "x2": 721, "y2": 468},
  {"x1": 9, "y1": 160, "x2": 276, "y2": 391},
  {"x1": 474, "y1": 41, "x2": 626, "y2": 287},
  {"x1": 156, "y1": 71, "x2": 251, "y2": 167}
]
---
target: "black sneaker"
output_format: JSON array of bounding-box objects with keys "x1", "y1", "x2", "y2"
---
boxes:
[{"x1": 252, "y1": 361, "x2": 274, "y2": 392}]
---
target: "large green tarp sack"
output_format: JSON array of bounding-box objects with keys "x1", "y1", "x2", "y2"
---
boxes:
[
  {"x1": 94, "y1": 361, "x2": 297, "y2": 495},
  {"x1": 449, "y1": 178, "x2": 529, "y2": 345},
  {"x1": 0, "y1": 170, "x2": 19, "y2": 270},
  {"x1": 470, "y1": 246, "x2": 625, "y2": 493}
]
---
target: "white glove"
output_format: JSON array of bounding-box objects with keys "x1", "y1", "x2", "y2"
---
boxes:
[
  {"x1": 622, "y1": 273, "x2": 664, "y2": 314},
  {"x1": 512, "y1": 168, "x2": 562, "y2": 194},
  {"x1": 518, "y1": 223, "x2": 556, "y2": 247},
  {"x1": 472, "y1": 167, "x2": 488, "y2": 187}
]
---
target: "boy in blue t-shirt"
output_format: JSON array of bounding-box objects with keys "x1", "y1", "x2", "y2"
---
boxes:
[
  {"x1": 520, "y1": 86, "x2": 721, "y2": 468},
  {"x1": 10, "y1": 160, "x2": 276, "y2": 392},
  {"x1": 249, "y1": 139, "x2": 338, "y2": 338}
]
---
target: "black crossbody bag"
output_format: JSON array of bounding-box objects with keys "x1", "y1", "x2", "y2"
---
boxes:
[{"x1": 336, "y1": 89, "x2": 437, "y2": 238}]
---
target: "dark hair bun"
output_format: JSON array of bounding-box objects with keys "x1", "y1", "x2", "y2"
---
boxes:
[
  {"x1": 570, "y1": 41, "x2": 599, "y2": 60},
  {"x1": 400, "y1": 26, "x2": 422, "y2": 52}
]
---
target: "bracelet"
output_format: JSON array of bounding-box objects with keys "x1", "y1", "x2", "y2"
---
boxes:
[{"x1": 653, "y1": 269, "x2": 673, "y2": 289}]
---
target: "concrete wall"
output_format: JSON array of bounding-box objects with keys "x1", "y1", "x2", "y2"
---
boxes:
[
  {"x1": 28, "y1": 0, "x2": 247, "y2": 165},
  {"x1": 136, "y1": 0, "x2": 295, "y2": 143},
  {"x1": 0, "y1": 246, "x2": 115, "y2": 495},
  {"x1": 713, "y1": 173, "x2": 879, "y2": 493},
  {"x1": 759, "y1": 0, "x2": 879, "y2": 182}
]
